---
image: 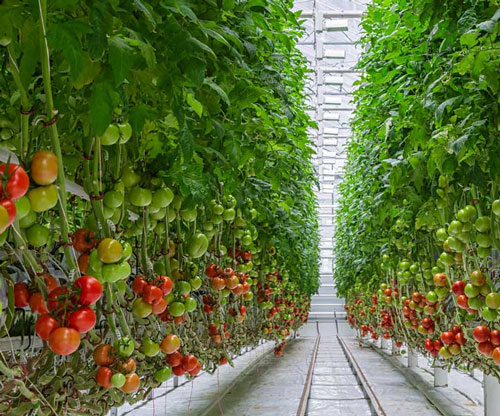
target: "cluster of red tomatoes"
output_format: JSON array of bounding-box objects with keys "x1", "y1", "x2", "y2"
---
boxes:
[
  {"x1": 274, "y1": 340, "x2": 287, "y2": 357},
  {"x1": 205, "y1": 264, "x2": 251, "y2": 295},
  {"x1": 402, "y1": 292, "x2": 431, "y2": 331},
  {"x1": 35, "y1": 275, "x2": 102, "y2": 355},
  {"x1": 381, "y1": 286, "x2": 398, "y2": 304},
  {"x1": 256, "y1": 281, "x2": 274, "y2": 304},
  {"x1": 71, "y1": 228, "x2": 98, "y2": 272},
  {"x1": 228, "y1": 304, "x2": 247, "y2": 323},
  {"x1": 0, "y1": 161, "x2": 30, "y2": 234},
  {"x1": 131, "y1": 275, "x2": 173, "y2": 317},
  {"x1": 228, "y1": 248, "x2": 252, "y2": 263},
  {"x1": 93, "y1": 342, "x2": 140, "y2": 393},
  {"x1": 161, "y1": 334, "x2": 201, "y2": 377},
  {"x1": 14, "y1": 272, "x2": 58, "y2": 312},
  {"x1": 472, "y1": 326, "x2": 500, "y2": 362},
  {"x1": 438, "y1": 325, "x2": 466, "y2": 358},
  {"x1": 208, "y1": 322, "x2": 228, "y2": 344},
  {"x1": 424, "y1": 338, "x2": 442, "y2": 356}
]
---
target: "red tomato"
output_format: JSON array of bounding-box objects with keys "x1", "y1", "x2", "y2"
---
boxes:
[
  {"x1": 478, "y1": 341, "x2": 494, "y2": 357},
  {"x1": 181, "y1": 354, "x2": 198, "y2": 372},
  {"x1": 35, "y1": 314, "x2": 60, "y2": 340},
  {"x1": 142, "y1": 285, "x2": 163, "y2": 305},
  {"x1": 172, "y1": 365, "x2": 185, "y2": 377},
  {"x1": 0, "y1": 199, "x2": 16, "y2": 227},
  {"x1": 47, "y1": 286, "x2": 75, "y2": 312},
  {"x1": 156, "y1": 275, "x2": 173, "y2": 295},
  {"x1": 205, "y1": 264, "x2": 220, "y2": 278},
  {"x1": 455, "y1": 332, "x2": 467, "y2": 346},
  {"x1": 188, "y1": 362, "x2": 201, "y2": 376},
  {"x1": 37, "y1": 273, "x2": 58, "y2": 293},
  {"x1": 48, "y1": 327, "x2": 81, "y2": 355},
  {"x1": 0, "y1": 163, "x2": 29, "y2": 201},
  {"x1": 239, "y1": 305, "x2": 246, "y2": 316},
  {"x1": 93, "y1": 344, "x2": 115, "y2": 366},
  {"x1": 96, "y1": 366, "x2": 113, "y2": 389},
  {"x1": 493, "y1": 347, "x2": 500, "y2": 365},
  {"x1": 120, "y1": 358, "x2": 137, "y2": 374},
  {"x1": 71, "y1": 228, "x2": 96, "y2": 253},
  {"x1": 120, "y1": 373, "x2": 140, "y2": 394},
  {"x1": 29, "y1": 292, "x2": 48, "y2": 314},
  {"x1": 131, "y1": 276, "x2": 147, "y2": 295},
  {"x1": 69, "y1": 306, "x2": 96, "y2": 333},
  {"x1": 219, "y1": 357, "x2": 228, "y2": 365},
  {"x1": 78, "y1": 253, "x2": 90, "y2": 274},
  {"x1": 166, "y1": 351, "x2": 182, "y2": 367},
  {"x1": 14, "y1": 282, "x2": 30, "y2": 307},
  {"x1": 152, "y1": 297, "x2": 168, "y2": 315},
  {"x1": 491, "y1": 330, "x2": 500, "y2": 347},
  {"x1": 160, "y1": 334, "x2": 180, "y2": 354},
  {"x1": 473, "y1": 326, "x2": 491, "y2": 343},
  {"x1": 440, "y1": 331, "x2": 455, "y2": 345},
  {"x1": 451, "y1": 280, "x2": 466, "y2": 296},
  {"x1": 73, "y1": 275, "x2": 102, "y2": 306},
  {"x1": 457, "y1": 295, "x2": 469, "y2": 309}
]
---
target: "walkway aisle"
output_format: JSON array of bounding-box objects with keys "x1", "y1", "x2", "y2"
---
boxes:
[{"x1": 306, "y1": 337, "x2": 372, "y2": 416}]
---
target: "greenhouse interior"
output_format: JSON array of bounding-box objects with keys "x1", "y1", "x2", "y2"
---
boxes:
[{"x1": 1, "y1": 0, "x2": 500, "y2": 415}]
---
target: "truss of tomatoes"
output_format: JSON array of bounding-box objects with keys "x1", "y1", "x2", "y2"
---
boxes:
[{"x1": 29, "y1": 275, "x2": 103, "y2": 355}]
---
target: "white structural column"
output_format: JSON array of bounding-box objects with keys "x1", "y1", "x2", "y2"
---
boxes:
[
  {"x1": 408, "y1": 348, "x2": 418, "y2": 369},
  {"x1": 433, "y1": 362, "x2": 448, "y2": 387},
  {"x1": 484, "y1": 374, "x2": 500, "y2": 416},
  {"x1": 293, "y1": 0, "x2": 369, "y2": 323}
]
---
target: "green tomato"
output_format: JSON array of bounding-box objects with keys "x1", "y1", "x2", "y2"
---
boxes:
[
  {"x1": 115, "y1": 337, "x2": 135, "y2": 357},
  {"x1": 121, "y1": 242, "x2": 133, "y2": 261},
  {"x1": 492, "y1": 200, "x2": 500, "y2": 216},
  {"x1": 132, "y1": 298, "x2": 152, "y2": 318},
  {"x1": 223, "y1": 195, "x2": 236, "y2": 208},
  {"x1": 102, "y1": 124, "x2": 120, "y2": 146},
  {"x1": 213, "y1": 204, "x2": 224, "y2": 216},
  {"x1": 447, "y1": 220, "x2": 463, "y2": 236},
  {"x1": 234, "y1": 217, "x2": 246, "y2": 228},
  {"x1": 175, "y1": 281, "x2": 191, "y2": 296},
  {"x1": 468, "y1": 296, "x2": 483, "y2": 310},
  {"x1": 152, "y1": 188, "x2": 174, "y2": 208},
  {"x1": 439, "y1": 252, "x2": 455, "y2": 267},
  {"x1": 165, "y1": 292, "x2": 175, "y2": 305},
  {"x1": 439, "y1": 347, "x2": 452, "y2": 359},
  {"x1": 212, "y1": 215, "x2": 223, "y2": 225},
  {"x1": 399, "y1": 261, "x2": 410, "y2": 270},
  {"x1": 172, "y1": 194, "x2": 184, "y2": 210},
  {"x1": 464, "y1": 283, "x2": 480, "y2": 298},
  {"x1": 165, "y1": 207, "x2": 177, "y2": 223},
  {"x1": 115, "y1": 280, "x2": 127, "y2": 294},
  {"x1": 169, "y1": 302, "x2": 185, "y2": 317},
  {"x1": 87, "y1": 250, "x2": 103, "y2": 280},
  {"x1": 187, "y1": 233, "x2": 209, "y2": 258},
  {"x1": 446, "y1": 236, "x2": 464, "y2": 252},
  {"x1": 477, "y1": 233, "x2": 492, "y2": 248},
  {"x1": 485, "y1": 292, "x2": 500, "y2": 310},
  {"x1": 141, "y1": 338, "x2": 160, "y2": 357},
  {"x1": 118, "y1": 122, "x2": 132, "y2": 143},
  {"x1": 457, "y1": 208, "x2": 470, "y2": 223},
  {"x1": 477, "y1": 246, "x2": 491, "y2": 258},
  {"x1": 180, "y1": 208, "x2": 197, "y2": 222},
  {"x1": 104, "y1": 190, "x2": 124, "y2": 208},
  {"x1": 103, "y1": 261, "x2": 131, "y2": 282},
  {"x1": 184, "y1": 297, "x2": 197, "y2": 312},
  {"x1": 129, "y1": 187, "x2": 152, "y2": 207},
  {"x1": 154, "y1": 366, "x2": 172, "y2": 382},
  {"x1": 223, "y1": 208, "x2": 235, "y2": 222},
  {"x1": 221, "y1": 288, "x2": 231, "y2": 298},
  {"x1": 19, "y1": 210, "x2": 36, "y2": 228},
  {"x1": 241, "y1": 234, "x2": 253, "y2": 247},
  {"x1": 121, "y1": 166, "x2": 141, "y2": 188},
  {"x1": 189, "y1": 276, "x2": 202, "y2": 290},
  {"x1": 234, "y1": 228, "x2": 245, "y2": 239},
  {"x1": 28, "y1": 185, "x2": 58, "y2": 212},
  {"x1": 435, "y1": 287, "x2": 449, "y2": 299},
  {"x1": 244, "y1": 292, "x2": 254, "y2": 301},
  {"x1": 15, "y1": 196, "x2": 31, "y2": 220},
  {"x1": 203, "y1": 221, "x2": 214, "y2": 231},
  {"x1": 482, "y1": 307, "x2": 498, "y2": 322},
  {"x1": 475, "y1": 216, "x2": 491, "y2": 233},
  {"x1": 480, "y1": 284, "x2": 491, "y2": 296},
  {"x1": 26, "y1": 224, "x2": 49, "y2": 247},
  {"x1": 111, "y1": 373, "x2": 126, "y2": 388},
  {"x1": 426, "y1": 291, "x2": 438, "y2": 303},
  {"x1": 102, "y1": 205, "x2": 114, "y2": 219}
]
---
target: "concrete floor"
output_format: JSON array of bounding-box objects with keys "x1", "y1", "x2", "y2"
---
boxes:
[{"x1": 115, "y1": 322, "x2": 485, "y2": 416}]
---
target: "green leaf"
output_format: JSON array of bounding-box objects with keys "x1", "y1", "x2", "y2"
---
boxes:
[
  {"x1": 109, "y1": 36, "x2": 134, "y2": 86},
  {"x1": 87, "y1": 9, "x2": 108, "y2": 60},
  {"x1": 179, "y1": 119, "x2": 194, "y2": 161},
  {"x1": 435, "y1": 96, "x2": 460, "y2": 122},
  {"x1": 90, "y1": 81, "x2": 119, "y2": 135},
  {"x1": 186, "y1": 93, "x2": 203, "y2": 117},
  {"x1": 205, "y1": 80, "x2": 230, "y2": 106}
]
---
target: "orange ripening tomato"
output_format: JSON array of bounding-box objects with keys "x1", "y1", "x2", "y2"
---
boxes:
[{"x1": 31, "y1": 150, "x2": 58, "y2": 186}]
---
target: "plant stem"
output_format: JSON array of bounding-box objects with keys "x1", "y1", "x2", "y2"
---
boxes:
[{"x1": 37, "y1": 0, "x2": 77, "y2": 272}]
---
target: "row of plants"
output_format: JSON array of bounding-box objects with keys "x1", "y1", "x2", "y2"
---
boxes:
[
  {"x1": 0, "y1": 0, "x2": 319, "y2": 414},
  {"x1": 336, "y1": 0, "x2": 500, "y2": 379}
]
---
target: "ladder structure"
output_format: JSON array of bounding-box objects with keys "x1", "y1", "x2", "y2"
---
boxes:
[{"x1": 293, "y1": 0, "x2": 369, "y2": 321}]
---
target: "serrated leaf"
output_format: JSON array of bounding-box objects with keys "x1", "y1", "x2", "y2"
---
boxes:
[
  {"x1": 133, "y1": 0, "x2": 157, "y2": 28},
  {"x1": 109, "y1": 36, "x2": 134, "y2": 86},
  {"x1": 186, "y1": 93, "x2": 203, "y2": 117},
  {"x1": 435, "y1": 96, "x2": 459, "y2": 122}
]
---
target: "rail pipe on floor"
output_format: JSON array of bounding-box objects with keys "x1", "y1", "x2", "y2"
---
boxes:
[
  {"x1": 337, "y1": 336, "x2": 386, "y2": 416},
  {"x1": 296, "y1": 334, "x2": 320, "y2": 416}
]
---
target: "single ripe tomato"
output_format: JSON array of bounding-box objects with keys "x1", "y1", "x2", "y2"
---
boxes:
[
  {"x1": 96, "y1": 366, "x2": 113, "y2": 389},
  {"x1": 0, "y1": 163, "x2": 29, "y2": 201},
  {"x1": 71, "y1": 228, "x2": 96, "y2": 253},
  {"x1": 93, "y1": 344, "x2": 115, "y2": 366},
  {"x1": 97, "y1": 238, "x2": 123, "y2": 263},
  {"x1": 132, "y1": 276, "x2": 147, "y2": 295},
  {"x1": 35, "y1": 314, "x2": 60, "y2": 340},
  {"x1": 29, "y1": 292, "x2": 48, "y2": 314},
  {"x1": 152, "y1": 297, "x2": 168, "y2": 315},
  {"x1": 491, "y1": 330, "x2": 500, "y2": 346},
  {"x1": 142, "y1": 284, "x2": 163, "y2": 305},
  {"x1": 37, "y1": 272, "x2": 58, "y2": 292},
  {"x1": 73, "y1": 275, "x2": 102, "y2": 306},
  {"x1": 120, "y1": 358, "x2": 137, "y2": 374},
  {"x1": 181, "y1": 354, "x2": 198, "y2": 372},
  {"x1": 478, "y1": 341, "x2": 494, "y2": 357},
  {"x1": 48, "y1": 327, "x2": 81, "y2": 355},
  {"x1": 69, "y1": 306, "x2": 96, "y2": 334},
  {"x1": 166, "y1": 351, "x2": 182, "y2": 367},
  {"x1": 14, "y1": 282, "x2": 30, "y2": 307},
  {"x1": 473, "y1": 325, "x2": 491, "y2": 343},
  {"x1": 156, "y1": 275, "x2": 173, "y2": 295},
  {"x1": 78, "y1": 253, "x2": 90, "y2": 273},
  {"x1": 440, "y1": 331, "x2": 455, "y2": 345},
  {"x1": 188, "y1": 362, "x2": 201, "y2": 376},
  {"x1": 31, "y1": 150, "x2": 58, "y2": 185},
  {"x1": 120, "y1": 373, "x2": 140, "y2": 394},
  {"x1": 172, "y1": 365, "x2": 186, "y2": 377}
]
